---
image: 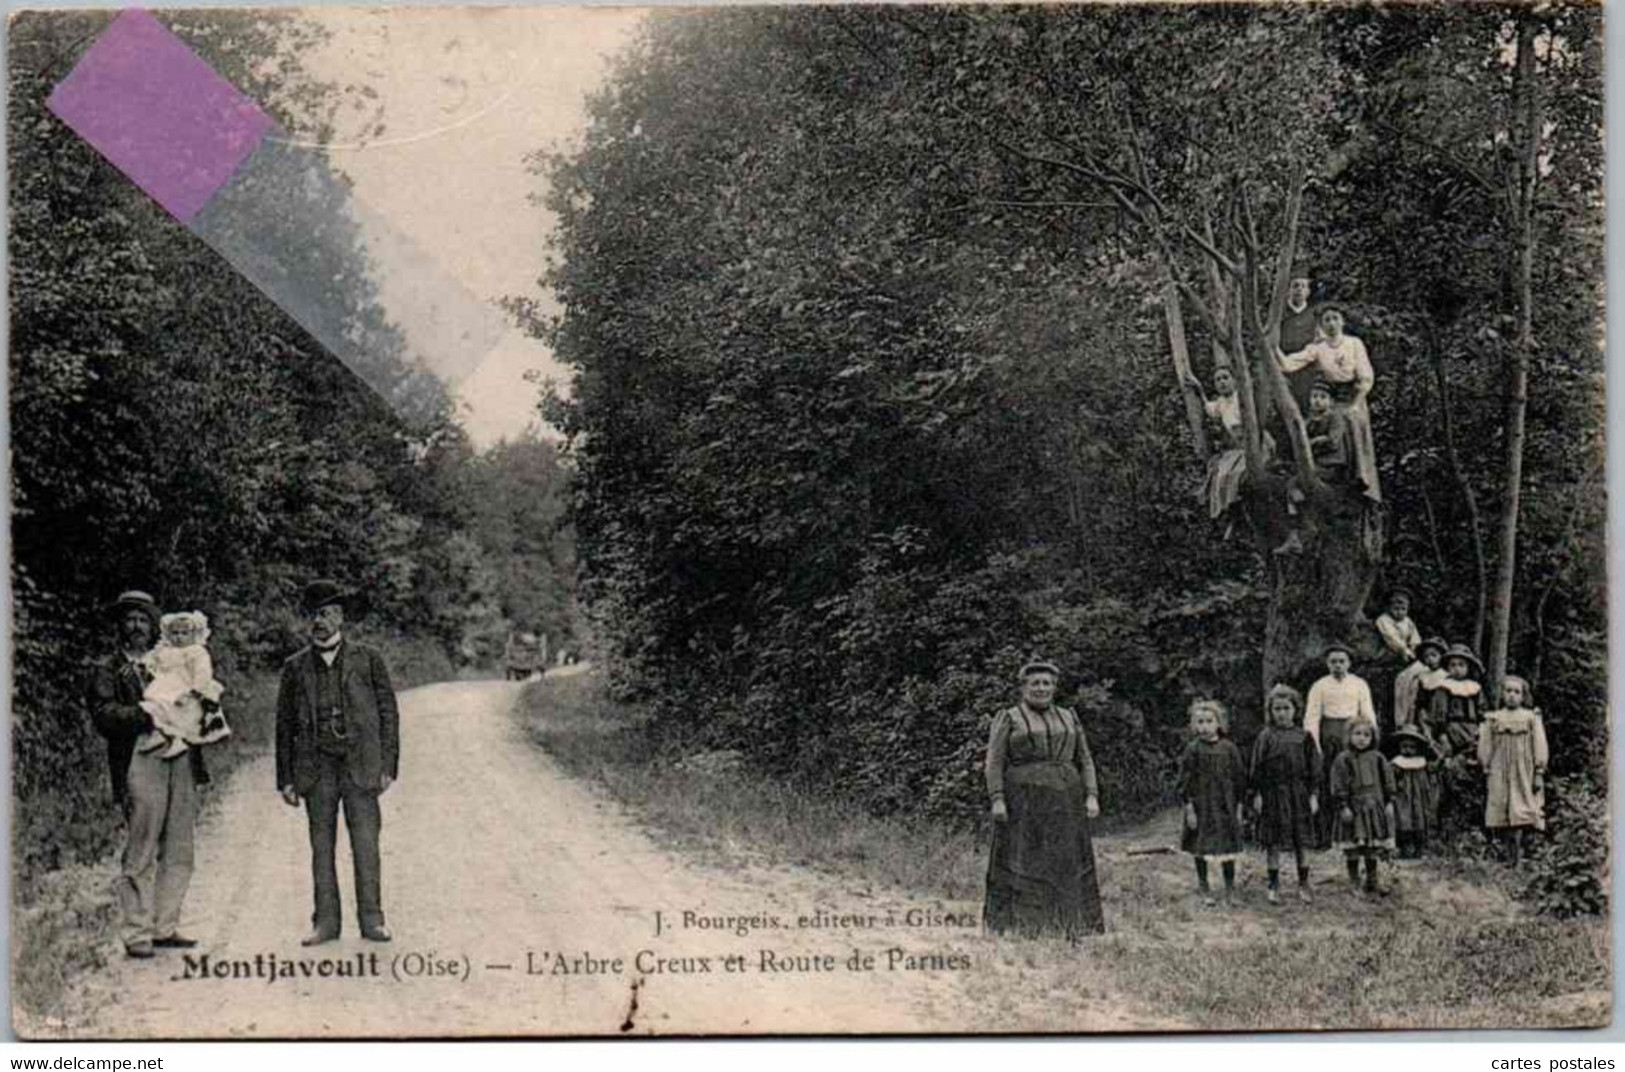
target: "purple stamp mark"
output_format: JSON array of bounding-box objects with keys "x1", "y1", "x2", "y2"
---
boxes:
[
  {"x1": 45, "y1": 9, "x2": 508, "y2": 423},
  {"x1": 47, "y1": 9, "x2": 274, "y2": 224}
]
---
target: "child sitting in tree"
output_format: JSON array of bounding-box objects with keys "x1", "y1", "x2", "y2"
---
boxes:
[
  {"x1": 1330, "y1": 718, "x2": 1396, "y2": 895},
  {"x1": 1375, "y1": 589, "x2": 1423, "y2": 666},
  {"x1": 1388, "y1": 724, "x2": 1440, "y2": 860},
  {"x1": 1250, "y1": 684, "x2": 1321, "y2": 905},
  {"x1": 1305, "y1": 379, "x2": 1355, "y2": 488},
  {"x1": 1479, "y1": 674, "x2": 1548, "y2": 865},
  {"x1": 1180, "y1": 700, "x2": 1248, "y2": 908},
  {"x1": 1268, "y1": 381, "x2": 1345, "y2": 557},
  {"x1": 138, "y1": 610, "x2": 230, "y2": 758}
]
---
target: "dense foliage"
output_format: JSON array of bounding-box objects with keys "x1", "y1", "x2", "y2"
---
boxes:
[
  {"x1": 534, "y1": 5, "x2": 1605, "y2": 858},
  {"x1": 1524, "y1": 774, "x2": 1609, "y2": 919},
  {"x1": 9, "y1": 11, "x2": 575, "y2": 874}
]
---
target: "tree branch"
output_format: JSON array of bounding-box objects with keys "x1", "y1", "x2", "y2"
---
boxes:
[
  {"x1": 1175, "y1": 279, "x2": 1232, "y2": 350},
  {"x1": 1240, "y1": 177, "x2": 1314, "y2": 484},
  {"x1": 1371, "y1": 118, "x2": 1500, "y2": 199},
  {"x1": 996, "y1": 136, "x2": 1241, "y2": 279},
  {"x1": 949, "y1": 199, "x2": 1119, "y2": 212},
  {"x1": 1264, "y1": 164, "x2": 1308, "y2": 338},
  {"x1": 1226, "y1": 279, "x2": 1266, "y2": 476}
]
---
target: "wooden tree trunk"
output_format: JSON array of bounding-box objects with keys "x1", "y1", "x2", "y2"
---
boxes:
[
  {"x1": 1258, "y1": 484, "x2": 1384, "y2": 693},
  {"x1": 1163, "y1": 279, "x2": 1209, "y2": 458},
  {"x1": 1242, "y1": 171, "x2": 1382, "y2": 718},
  {"x1": 1486, "y1": 14, "x2": 1541, "y2": 695},
  {"x1": 1204, "y1": 220, "x2": 1231, "y2": 372},
  {"x1": 1430, "y1": 335, "x2": 1488, "y2": 653}
]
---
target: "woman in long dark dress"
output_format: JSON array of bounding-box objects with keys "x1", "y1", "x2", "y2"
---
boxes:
[{"x1": 983, "y1": 660, "x2": 1105, "y2": 939}]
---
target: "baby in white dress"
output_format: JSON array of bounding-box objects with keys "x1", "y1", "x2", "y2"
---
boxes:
[{"x1": 137, "y1": 611, "x2": 231, "y2": 758}]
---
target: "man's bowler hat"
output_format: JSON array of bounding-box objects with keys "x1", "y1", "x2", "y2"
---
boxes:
[{"x1": 300, "y1": 579, "x2": 367, "y2": 618}]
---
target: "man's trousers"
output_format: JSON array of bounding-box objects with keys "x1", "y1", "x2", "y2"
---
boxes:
[
  {"x1": 116, "y1": 748, "x2": 198, "y2": 948},
  {"x1": 304, "y1": 750, "x2": 385, "y2": 935}
]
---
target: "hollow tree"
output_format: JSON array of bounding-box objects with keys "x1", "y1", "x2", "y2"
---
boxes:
[
  {"x1": 950, "y1": 4, "x2": 1387, "y2": 723},
  {"x1": 1127, "y1": 169, "x2": 1386, "y2": 696}
]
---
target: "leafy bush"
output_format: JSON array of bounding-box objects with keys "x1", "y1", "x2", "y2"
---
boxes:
[
  {"x1": 1523, "y1": 773, "x2": 1608, "y2": 918},
  {"x1": 621, "y1": 546, "x2": 1177, "y2": 829}
]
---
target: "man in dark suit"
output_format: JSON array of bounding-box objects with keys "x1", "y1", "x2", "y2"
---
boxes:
[
  {"x1": 86, "y1": 590, "x2": 209, "y2": 957},
  {"x1": 1278, "y1": 271, "x2": 1322, "y2": 416},
  {"x1": 276, "y1": 580, "x2": 399, "y2": 945}
]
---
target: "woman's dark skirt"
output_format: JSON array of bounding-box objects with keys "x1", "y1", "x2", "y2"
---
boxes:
[{"x1": 983, "y1": 760, "x2": 1105, "y2": 939}]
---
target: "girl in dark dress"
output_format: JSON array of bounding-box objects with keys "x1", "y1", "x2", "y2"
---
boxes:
[
  {"x1": 1389, "y1": 724, "x2": 1440, "y2": 860},
  {"x1": 983, "y1": 660, "x2": 1105, "y2": 939},
  {"x1": 1250, "y1": 684, "x2": 1322, "y2": 905},
  {"x1": 1330, "y1": 719, "x2": 1397, "y2": 895},
  {"x1": 1180, "y1": 700, "x2": 1248, "y2": 907}
]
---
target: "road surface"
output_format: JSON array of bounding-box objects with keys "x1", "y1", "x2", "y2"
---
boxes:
[{"x1": 51, "y1": 676, "x2": 1161, "y2": 1038}]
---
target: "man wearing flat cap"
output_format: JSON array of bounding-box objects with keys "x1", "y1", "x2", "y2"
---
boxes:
[
  {"x1": 86, "y1": 590, "x2": 209, "y2": 958},
  {"x1": 276, "y1": 579, "x2": 399, "y2": 945}
]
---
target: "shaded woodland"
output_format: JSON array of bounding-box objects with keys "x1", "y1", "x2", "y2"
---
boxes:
[
  {"x1": 532, "y1": 5, "x2": 1604, "y2": 913},
  {"x1": 9, "y1": 11, "x2": 576, "y2": 876}
]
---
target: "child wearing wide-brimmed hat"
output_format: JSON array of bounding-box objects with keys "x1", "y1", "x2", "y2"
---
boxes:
[
  {"x1": 1478, "y1": 675, "x2": 1548, "y2": 865},
  {"x1": 1388, "y1": 724, "x2": 1440, "y2": 860},
  {"x1": 1424, "y1": 643, "x2": 1484, "y2": 759}
]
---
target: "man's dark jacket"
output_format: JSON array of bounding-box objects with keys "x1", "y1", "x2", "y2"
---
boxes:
[
  {"x1": 85, "y1": 654, "x2": 208, "y2": 805},
  {"x1": 275, "y1": 642, "x2": 400, "y2": 795}
]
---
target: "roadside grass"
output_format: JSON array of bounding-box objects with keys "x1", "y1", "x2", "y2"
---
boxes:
[
  {"x1": 522, "y1": 670, "x2": 986, "y2": 900},
  {"x1": 12, "y1": 671, "x2": 285, "y2": 1035},
  {"x1": 520, "y1": 671, "x2": 1612, "y2": 1032},
  {"x1": 1109, "y1": 917, "x2": 1608, "y2": 1031},
  {"x1": 13, "y1": 636, "x2": 457, "y2": 1033}
]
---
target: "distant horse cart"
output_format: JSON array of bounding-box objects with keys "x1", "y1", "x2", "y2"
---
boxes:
[{"x1": 504, "y1": 631, "x2": 547, "y2": 681}]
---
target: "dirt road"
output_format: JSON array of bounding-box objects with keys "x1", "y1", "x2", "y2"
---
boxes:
[{"x1": 56, "y1": 676, "x2": 1160, "y2": 1038}]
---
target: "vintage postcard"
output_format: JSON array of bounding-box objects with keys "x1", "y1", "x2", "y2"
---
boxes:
[{"x1": 9, "y1": 3, "x2": 1609, "y2": 1039}]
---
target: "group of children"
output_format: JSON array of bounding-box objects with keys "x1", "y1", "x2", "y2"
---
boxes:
[{"x1": 1178, "y1": 612, "x2": 1551, "y2": 905}]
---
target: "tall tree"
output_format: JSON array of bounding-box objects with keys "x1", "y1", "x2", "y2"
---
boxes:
[{"x1": 530, "y1": 4, "x2": 1602, "y2": 808}]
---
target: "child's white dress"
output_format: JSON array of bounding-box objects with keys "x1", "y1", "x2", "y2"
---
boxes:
[{"x1": 138, "y1": 641, "x2": 229, "y2": 756}]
